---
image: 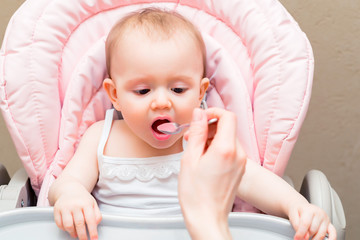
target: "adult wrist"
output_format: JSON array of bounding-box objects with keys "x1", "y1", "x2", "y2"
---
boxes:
[{"x1": 183, "y1": 212, "x2": 232, "y2": 240}]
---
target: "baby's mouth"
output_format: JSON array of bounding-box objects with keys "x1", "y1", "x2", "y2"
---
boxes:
[{"x1": 152, "y1": 119, "x2": 170, "y2": 134}]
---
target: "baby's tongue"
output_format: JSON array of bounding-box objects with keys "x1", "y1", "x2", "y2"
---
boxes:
[{"x1": 152, "y1": 119, "x2": 170, "y2": 134}]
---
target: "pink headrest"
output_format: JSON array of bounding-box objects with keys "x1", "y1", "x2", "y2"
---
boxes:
[{"x1": 0, "y1": 0, "x2": 313, "y2": 207}]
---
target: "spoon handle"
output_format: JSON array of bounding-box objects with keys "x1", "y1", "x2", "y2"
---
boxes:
[{"x1": 180, "y1": 118, "x2": 217, "y2": 130}]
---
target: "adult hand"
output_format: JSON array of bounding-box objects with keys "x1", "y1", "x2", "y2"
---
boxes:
[{"x1": 178, "y1": 108, "x2": 247, "y2": 240}]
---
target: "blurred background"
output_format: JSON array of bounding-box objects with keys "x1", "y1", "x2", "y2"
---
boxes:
[{"x1": 1, "y1": 0, "x2": 359, "y2": 239}]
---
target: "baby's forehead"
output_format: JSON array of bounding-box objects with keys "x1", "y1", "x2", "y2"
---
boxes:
[
  {"x1": 114, "y1": 29, "x2": 203, "y2": 62},
  {"x1": 120, "y1": 26, "x2": 196, "y2": 44},
  {"x1": 111, "y1": 29, "x2": 203, "y2": 65},
  {"x1": 107, "y1": 11, "x2": 206, "y2": 77}
]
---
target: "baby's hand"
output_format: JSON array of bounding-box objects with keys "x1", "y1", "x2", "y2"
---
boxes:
[
  {"x1": 289, "y1": 203, "x2": 337, "y2": 240},
  {"x1": 53, "y1": 188, "x2": 102, "y2": 240}
]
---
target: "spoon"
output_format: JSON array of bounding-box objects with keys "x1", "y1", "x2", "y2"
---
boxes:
[{"x1": 157, "y1": 118, "x2": 218, "y2": 135}]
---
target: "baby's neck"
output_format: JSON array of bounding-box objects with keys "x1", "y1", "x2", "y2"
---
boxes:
[{"x1": 140, "y1": 137, "x2": 184, "y2": 158}]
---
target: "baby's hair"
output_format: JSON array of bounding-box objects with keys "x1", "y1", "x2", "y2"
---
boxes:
[{"x1": 105, "y1": 8, "x2": 206, "y2": 78}]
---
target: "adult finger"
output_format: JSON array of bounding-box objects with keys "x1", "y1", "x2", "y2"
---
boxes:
[
  {"x1": 183, "y1": 108, "x2": 208, "y2": 163},
  {"x1": 205, "y1": 108, "x2": 237, "y2": 158},
  {"x1": 235, "y1": 139, "x2": 247, "y2": 162},
  {"x1": 184, "y1": 108, "x2": 232, "y2": 141},
  {"x1": 204, "y1": 108, "x2": 237, "y2": 147},
  {"x1": 205, "y1": 120, "x2": 217, "y2": 143}
]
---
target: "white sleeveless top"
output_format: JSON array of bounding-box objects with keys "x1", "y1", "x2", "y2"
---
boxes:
[{"x1": 92, "y1": 109, "x2": 183, "y2": 216}]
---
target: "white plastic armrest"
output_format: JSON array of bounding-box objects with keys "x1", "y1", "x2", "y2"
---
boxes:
[
  {"x1": 300, "y1": 170, "x2": 346, "y2": 240},
  {"x1": 0, "y1": 168, "x2": 35, "y2": 212}
]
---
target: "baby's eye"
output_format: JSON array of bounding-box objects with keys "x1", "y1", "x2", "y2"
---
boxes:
[
  {"x1": 171, "y1": 88, "x2": 187, "y2": 94},
  {"x1": 134, "y1": 89, "x2": 150, "y2": 95}
]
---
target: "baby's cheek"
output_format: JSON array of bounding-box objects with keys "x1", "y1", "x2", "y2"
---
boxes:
[
  {"x1": 122, "y1": 109, "x2": 146, "y2": 127},
  {"x1": 180, "y1": 110, "x2": 196, "y2": 124}
]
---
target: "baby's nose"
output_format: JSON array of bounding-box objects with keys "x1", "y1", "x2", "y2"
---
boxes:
[{"x1": 150, "y1": 90, "x2": 172, "y2": 110}]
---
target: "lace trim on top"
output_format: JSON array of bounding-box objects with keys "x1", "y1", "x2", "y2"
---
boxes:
[{"x1": 100, "y1": 152, "x2": 182, "y2": 182}]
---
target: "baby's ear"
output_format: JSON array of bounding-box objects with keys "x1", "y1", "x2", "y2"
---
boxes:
[
  {"x1": 199, "y1": 77, "x2": 209, "y2": 100},
  {"x1": 103, "y1": 78, "x2": 121, "y2": 110}
]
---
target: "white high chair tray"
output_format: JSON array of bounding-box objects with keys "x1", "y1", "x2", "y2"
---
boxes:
[{"x1": 0, "y1": 208, "x2": 297, "y2": 239}]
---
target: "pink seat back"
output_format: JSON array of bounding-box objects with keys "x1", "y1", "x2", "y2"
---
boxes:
[{"x1": 0, "y1": 0, "x2": 313, "y2": 209}]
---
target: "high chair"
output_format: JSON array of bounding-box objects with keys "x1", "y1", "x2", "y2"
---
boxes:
[{"x1": 0, "y1": 0, "x2": 345, "y2": 239}]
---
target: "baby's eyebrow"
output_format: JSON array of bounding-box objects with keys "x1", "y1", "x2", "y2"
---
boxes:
[
  {"x1": 170, "y1": 75, "x2": 196, "y2": 82},
  {"x1": 123, "y1": 76, "x2": 151, "y2": 87}
]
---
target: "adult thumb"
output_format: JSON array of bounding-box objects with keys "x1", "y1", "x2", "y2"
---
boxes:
[{"x1": 183, "y1": 108, "x2": 208, "y2": 163}]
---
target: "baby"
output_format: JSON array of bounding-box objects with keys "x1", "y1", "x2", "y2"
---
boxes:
[{"x1": 49, "y1": 8, "x2": 336, "y2": 240}]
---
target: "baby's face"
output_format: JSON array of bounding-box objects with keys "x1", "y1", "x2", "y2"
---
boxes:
[{"x1": 110, "y1": 30, "x2": 208, "y2": 150}]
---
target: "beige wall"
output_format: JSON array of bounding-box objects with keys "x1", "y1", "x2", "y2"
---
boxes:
[
  {"x1": 0, "y1": 1, "x2": 359, "y2": 239},
  {"x1": 279, "y1": 1, "x2": 360, "y2": 240}
]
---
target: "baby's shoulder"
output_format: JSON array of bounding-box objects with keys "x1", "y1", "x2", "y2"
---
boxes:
[
  {"x1": 86, "y1": 119, "x2": 127, "y2": 137},
  {"x1": 88, "y1": 120, "x2": 105, "y2": 131},
  {"x1": 82, "y1": 120, "x2": 105, "y2": 140},
  {"x1": 103, "y1": 120, "x2": 136, "y2": 157}
]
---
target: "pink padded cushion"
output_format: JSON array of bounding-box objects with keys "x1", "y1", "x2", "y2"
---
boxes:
[{"x1": 0, "y1": 0, "x2": 313, "y2": 208}]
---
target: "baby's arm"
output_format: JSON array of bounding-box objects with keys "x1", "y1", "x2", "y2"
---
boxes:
[
  {"x1": 237, "y1": 160, "x2": 336, "y2": 240},
  {"x1": 48, "y1": 122, "x2": 104, "y2": 240}
]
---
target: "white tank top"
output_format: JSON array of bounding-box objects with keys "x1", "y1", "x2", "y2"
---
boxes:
[{"x1": 92, "y1": 109, "x2": 183, "y2": 216}]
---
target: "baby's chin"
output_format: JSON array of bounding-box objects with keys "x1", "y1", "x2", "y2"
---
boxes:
[{"x1": 147, "y1": 136, "x2": 184, "y2": 153}]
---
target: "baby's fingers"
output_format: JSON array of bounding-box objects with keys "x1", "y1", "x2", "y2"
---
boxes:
[
  {"x1": 312, "y1": 223, "x2": 337, "y2": 240},
  {"x1": 61, "y1": 210, "x2": 78, "y2": 238},
  {"x1": 83, "y1": 204, "x2": 102, "y2": 240},
  {"x1": 310, "y1": 221, "x2": 328, "y2": 240},
  {"x1": 327, "y1": 224, "x2": 337, "y2": 240},
  {"x1": 294, "y1": 211, "x2": 313, "y2": 240},
  {"x1": 54, "y1": 207, "x2": 65, "y2": 231},
  {"x1": 73, "y1": 210, "x2": 88, "y2": 240}
]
